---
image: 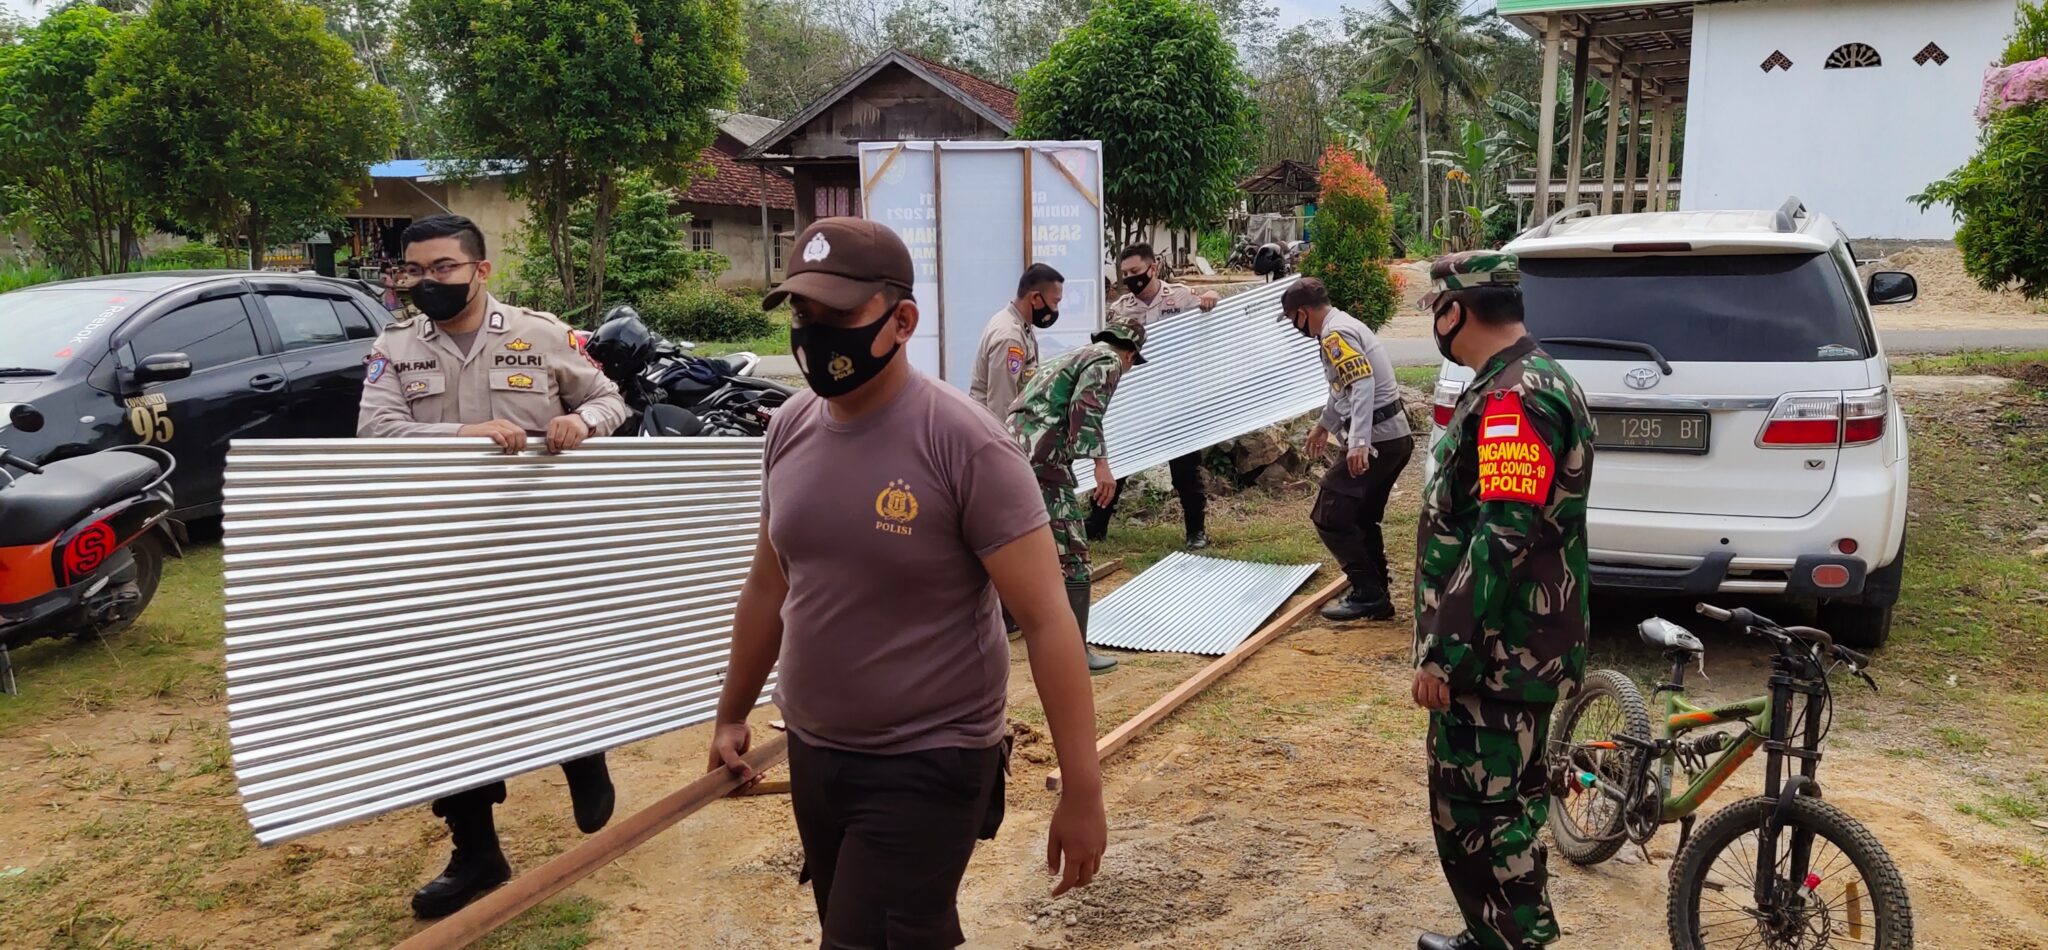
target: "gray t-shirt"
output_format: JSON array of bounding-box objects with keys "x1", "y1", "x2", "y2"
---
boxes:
[
  {"x1": 764, "y1": 370, "x2": 1050, "y2": 754},
  {"x1": 1317, "y1": 308, "x2": 1411, "y2": 449}
]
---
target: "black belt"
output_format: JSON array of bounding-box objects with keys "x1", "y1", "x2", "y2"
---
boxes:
[{"x1": 1371, "y1": 399, "x2": 1406, "y2": 425}]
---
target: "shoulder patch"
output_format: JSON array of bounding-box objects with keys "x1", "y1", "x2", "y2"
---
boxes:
[
  {"x1": 1476, "y1": 391, "x2": 1554, "y2": 505},
  {"x1": 1005, "y1": 344, "x2": 1027, "y2": 377},
  {"x1": 487, "y1": 312, "x2": 505, "y2": 332},
  {"x1": 1322, "y1": 331, "x2": 1372, "y2": 388},
  {"x1": 364, "y1": 356, "x2": 388, "y2": 384}
]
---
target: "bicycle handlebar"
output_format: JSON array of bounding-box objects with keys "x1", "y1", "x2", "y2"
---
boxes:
[{"x1": 1696, "y1": 602, "x2": 1872, "y2": 671}]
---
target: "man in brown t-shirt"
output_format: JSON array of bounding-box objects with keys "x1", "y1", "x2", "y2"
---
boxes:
[{"x1": 707, "y1": 218, "x2": 1108, "y2": 948}]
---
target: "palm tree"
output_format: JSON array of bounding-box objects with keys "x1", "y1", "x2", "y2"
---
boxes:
[{"x1": 1356, "y1": 0, "x2": 1494, "y2": 242}]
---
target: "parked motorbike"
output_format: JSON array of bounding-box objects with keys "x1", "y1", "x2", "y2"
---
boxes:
[
  {"x1": 584, "y1": 307, "x2": 789, "y2": 438},
  {"x1": 0, "y1": 403, "x2": 182, "y2": 694}
]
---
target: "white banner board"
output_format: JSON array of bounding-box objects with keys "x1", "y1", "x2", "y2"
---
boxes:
[{"x1": 861, "y1": 140, "x2": 1106, "y2": 387}]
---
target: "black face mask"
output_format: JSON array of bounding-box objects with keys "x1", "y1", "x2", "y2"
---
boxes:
[
  {"x1": 1122, "y1": 273, "x2": 1151, "y2": 297},
  {"x1": 791, "y1": 305, "x2": 901, "y2": 398},
  {"x1": 1287, "y1": 310, "x2": 1315, "y2": 339},
  {"x1": 1029, "y1": 295, "x2": 1058, "y2": 329},
  {"x1": 413, "y1": 278, "x2": 476, "y2": 323},
  {"x1": 1433, "y1": 302, "x2": 1467, "y2": 362}
]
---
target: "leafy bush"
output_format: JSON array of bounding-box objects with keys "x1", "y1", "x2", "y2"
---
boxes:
[
  {"x1": 0, "y1": 259, "x2": 60, "y2": 293},
  {"x1": 1917, "y1": 3, "x2": 2048, "y2": 299},
  {"x1": 512, "y1": 171, "x2": 730, "y2": 319},
  {"x1": 1299, "y1": 145, "x2": 1401, "y2": 330},
  {"x1": 1197, "y1": 230, "x2": 1231, "y2": 265},
  {"x1": 637, "y1": 283, "x2": 770, "y2": 343},
  {"x1": 144, "y1": 241, "x2": 236, "y2": 269}
]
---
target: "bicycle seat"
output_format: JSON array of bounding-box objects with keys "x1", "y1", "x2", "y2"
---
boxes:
[{"x1": 1639, "y1": 617, "x2": 1705, "y2": 654}]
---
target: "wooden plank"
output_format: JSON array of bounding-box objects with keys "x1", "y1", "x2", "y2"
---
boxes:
[
  {"x1": 729, "y1": 779, "x2": 792, "y2": 798},
  {"x1": 1043, "y1": 576, "x2": 1346, "y2": 792},
  {"x1": 395, "y1": 733, "x2": 790, "y2": 950},
  {"x1": 1088, "y1": 558, "x2": 1123, "y2": 583},
  {"x1": 1586, "y1": 14, "x2": 1690, "y2": 38}
]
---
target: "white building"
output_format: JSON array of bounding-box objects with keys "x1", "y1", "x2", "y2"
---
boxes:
[{"x1": 1503, "y1": 0, "x2": 2019, "y2": 240}]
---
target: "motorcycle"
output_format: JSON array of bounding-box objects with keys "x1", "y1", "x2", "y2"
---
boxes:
[
  {"x1": 0, "y1": 403, "x2": 182, "y2": 694},
  {"x1": 584, "y1": 307, "x2": 791, "y2": 438}
]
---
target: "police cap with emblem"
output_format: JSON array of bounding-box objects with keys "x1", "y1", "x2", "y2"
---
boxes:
[
  {"x1": 762, "y1": 217, "x2": 916, "y2": 312},
  {"x1": 1419, "y1": 250, "x2": 1520, "y2": 310}
]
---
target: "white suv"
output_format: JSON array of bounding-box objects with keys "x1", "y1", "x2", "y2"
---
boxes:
[{"x1": 1426, "y1": 200, "x2": 1917, "y2": 647}]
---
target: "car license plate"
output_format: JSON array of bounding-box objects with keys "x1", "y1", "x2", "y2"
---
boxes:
[{"x1": 1592, "y1": 411, "x2": 1710, "y2": 454}]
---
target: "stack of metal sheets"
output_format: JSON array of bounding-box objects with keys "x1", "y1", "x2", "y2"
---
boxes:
[
  {"x1": 220, "y1": 437, "x2": 765, "y2": 845},
  {"x1": 1085, "y1": 552, "x2": 1320, "y2": 656},
  {"x1": 1074, "y1": 275, "x2": 1322, "y2": 493}
]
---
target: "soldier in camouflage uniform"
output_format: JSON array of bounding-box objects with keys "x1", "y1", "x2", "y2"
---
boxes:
[
  {"x1": 1410, "y1": 251, "x2": 1594, "y2": 950},
  {"x1": 1007, "y1": 320, "x2": 1148, "y2": 676}
]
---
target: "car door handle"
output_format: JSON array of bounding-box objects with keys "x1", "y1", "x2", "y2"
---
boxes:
[{"x1": 249, "y1": 373, "x2": 286, "y2": 393}]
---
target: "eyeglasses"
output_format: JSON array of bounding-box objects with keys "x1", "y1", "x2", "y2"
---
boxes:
[{"x1": 395, "y1": 260, "x2": 481, "y2": 281}]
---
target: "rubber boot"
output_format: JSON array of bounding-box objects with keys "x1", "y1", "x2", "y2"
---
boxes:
[
  {"x1": 1084, "y1": 503, "x2": 1113, "y2": 542},
  {"x1": 412, "y1": 805, "x2": 512, "y2": 919},
  {"x1": 561, "y1": 753, "x2": 615, "y2": 834},
  {"x1": 1068, "y1": 581, "x2": 1117, "y2": 675},
  {"x1": 1416, "y1": 934, "x2": 1482, "y2": 950}
]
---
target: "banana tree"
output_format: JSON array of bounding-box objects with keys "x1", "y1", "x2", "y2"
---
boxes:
[
  {"x1": 1491, "y1": 83, "x2": 1612, "y2": 185},
  {"x1": 1427, "y1": 119, "x2": 1516, "y2": 250}
]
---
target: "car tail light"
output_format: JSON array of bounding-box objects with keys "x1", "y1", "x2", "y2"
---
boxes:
[
  {"x1": 1759, "y1": 393, "x2": 1845, "y2": 447},
  {"x1": 1842, "y1": 386, "x2": 1889, "y2": 446},
  {"x1": 1837, "y1": 538, "x2": 1859, "y2": 555},
  {"x1": 1811, "y1": 564, "x2": 1852, "y2": 589},
  {"x1": 1432, "y1": 379, "x2": 1465, "y2": 428}
]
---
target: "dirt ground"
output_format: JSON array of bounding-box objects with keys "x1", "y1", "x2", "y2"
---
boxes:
[{"x1": 2, "y1": 390, "x2": 2045, "y2": 949}]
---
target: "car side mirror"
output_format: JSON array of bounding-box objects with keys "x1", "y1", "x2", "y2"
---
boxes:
[
  {"x1": 1867, "y1": 272, "x2": 1917, "y2": 306},
  {"x1": 8, "y1": 403, "x2": 45, "y2": 433},
  {"x1": 134, "y1": 352, "x2": 194, "y2": 385}
]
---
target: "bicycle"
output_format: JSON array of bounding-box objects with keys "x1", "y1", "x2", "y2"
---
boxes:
[{"x1": 1548, "y1": 603, "x2": 1913, "y2": 949}]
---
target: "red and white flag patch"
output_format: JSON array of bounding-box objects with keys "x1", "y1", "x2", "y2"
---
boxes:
[{"x1": 1476, "y1": 391, "x2": 1554, "y2": 505}]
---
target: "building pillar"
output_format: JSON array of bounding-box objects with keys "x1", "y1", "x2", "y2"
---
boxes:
[
  {"x1": 1535, "y1": 13, "x2": 1563, "y2": 218},
  {"x1": 1621, "y1": 78, "x2": 1644, "y2": 213},
  {"x1": 1564, "y1": 32, "x2": 1591, "y2": 210},
  {"x1": 1645, "y1": 100, "x2": 1665, "y2": 212},
  {"x1": 1600, "y1": 66, "x2": 1626, "y2": 216},
  {"x1": 760, "y1": 189, "x2": 772, "y2": 286}
]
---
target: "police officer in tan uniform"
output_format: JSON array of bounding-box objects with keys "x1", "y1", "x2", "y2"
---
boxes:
[
  {"x1": 355, "y1": 214, "x2": 628, "y2": 919},
  {"x1": 968, "y1": 263, "x2": 1064, "y2": 418},
  {"x1": 1090, "y1": 242, "x2": 1219, "y2": 547}
]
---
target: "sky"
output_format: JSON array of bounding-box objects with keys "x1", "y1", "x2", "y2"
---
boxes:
[{"x1": 2, "y1": 0, "x2": 36, "y2": 23}]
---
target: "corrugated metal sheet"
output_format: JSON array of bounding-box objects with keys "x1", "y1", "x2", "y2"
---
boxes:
[
  {"x1": 220, "y1": 437, "x2": 766, "y2": 846},
  {"x1": 1074, "y1": 276, "x2": 1320, "y2": 493},
  {"x1": 1086, "y1": 552, "x2": 1319, "y2": 655}
]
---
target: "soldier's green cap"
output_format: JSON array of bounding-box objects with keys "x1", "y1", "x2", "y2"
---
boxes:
[
  {"x1": 1091, "y1": 318, "x2": 1148, "y2": 365},
  {"x1": 1420, "y1": 250, "x2": 1520, "y2": 310}
]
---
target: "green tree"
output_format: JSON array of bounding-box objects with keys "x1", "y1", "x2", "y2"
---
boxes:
[
  {"x1": 512, "y1": 171, "x2": 728, "y2": 317},
  {"x1": 407, "y1": 0, "x2": 744, "y2": 310},
  {"x1": 1355, "y1": 0, "x2": 1493, "y2": 240},
  {"x1": 1915, "y1": 2, "x2": 2048, "y2": 298},
  {"x1": 0, "y1": 6, "x2": 148, "y2": 275},
  {"x1": 92, "y1": 0, "x2": 397, "y2": 268},
  {"x1": 1300, "y1": 145, "x2": 1400, "y2": 329},
  {"x1": 1014, "y1": 0, "x2": 1260, "y2": 245}
]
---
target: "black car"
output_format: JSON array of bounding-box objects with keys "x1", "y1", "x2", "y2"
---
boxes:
[{"x1": 0, "y1": 271, "x2": 391, "y2": 522}]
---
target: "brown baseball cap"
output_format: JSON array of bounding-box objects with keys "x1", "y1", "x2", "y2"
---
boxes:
[{"x1": 761, "y1": 217, "x2": 916, "y2": 312}]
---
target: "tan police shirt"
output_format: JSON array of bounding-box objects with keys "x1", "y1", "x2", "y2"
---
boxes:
[
  {"x1": 967, "y1": 303, "x2": 1037, "y2": 418},
  {"x1": 1317, "y1": 307, "x2": 1410, "y2": 451},
  {"x1": 356, "y1": 295, "x2": 629, "y2": 438},
  {"x1": 1107, "y1": 280, "x2": 1204, "y2": 329}
]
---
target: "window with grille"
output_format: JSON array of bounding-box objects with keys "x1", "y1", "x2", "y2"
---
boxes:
[
  {"x1": 690, "y1": 219, "x2": 714, "y2": 252},
  {"x1": 1825, "y1": 43, "x2": 1881, "y2": 69}
]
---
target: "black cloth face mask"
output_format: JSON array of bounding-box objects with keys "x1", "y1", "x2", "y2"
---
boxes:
[
  {"x1": 791, "y1": 305, "x2": 902, "y2": 397},
  {"x1": 1029, "y1": 295, "x2": 1058, "y2": 329},
  {"x1": 1433, "y1": 301, "x2": 1467, "y2": 362},
  {"x1": 1122, "y1": 273, "x2": 1150, "y2": 297},
  {"x1": 413, "y1": 278, "x2": 476, "y2": 323}
]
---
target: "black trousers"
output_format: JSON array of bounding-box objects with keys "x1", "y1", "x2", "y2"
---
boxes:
[
  {"x1": 430, "y1": 752, "x2": 609, "y2": 822},
  {"x1": 1086, "y1": 450, "x2": 1206, "y2": 538},
  {"x1": 788, "y1": 732, "x2": 1009, "y2": 949},
  {"x1": 1310, "y1": 435, "x2": 1415, "y2": 598}
]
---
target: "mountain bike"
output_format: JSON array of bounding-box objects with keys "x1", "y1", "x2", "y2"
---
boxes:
[{"x1": 1548, "y1": 603, "x2": 1913, "y2": 949}]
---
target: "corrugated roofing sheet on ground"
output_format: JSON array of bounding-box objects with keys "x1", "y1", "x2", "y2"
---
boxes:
[
  {"x1": 1085, "y1": 553, "x2": 1320, "y2": 656},
  {"x1": 1073, "y1": 276, "x2": 1323, "y2": 493},
  {"x1": 220, "y1": 438, "x2": 766, "y2": 846}
]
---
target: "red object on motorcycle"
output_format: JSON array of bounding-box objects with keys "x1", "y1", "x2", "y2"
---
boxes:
[{"x1": 62, "y1": 521, "x2": 117, "y2": 578}]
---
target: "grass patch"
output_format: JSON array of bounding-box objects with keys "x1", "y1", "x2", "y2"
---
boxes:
[
  {"x1": 479, "y1": 895, "x2": 604, "y2": 950},
  {"x1": 1933, "y1": 726, "x2": 1990, "y2": 755},
  {"x1": 692, "y1": 304, "x2": 789, "y2": 359},
  {"x1": 1395, "y1": 365, "x2": 1439, "y2": 390},
  {"x1": 0, "y1": 547, "x2": 226, "y2": 734},
  {"x1": 1892, "y1": 347, "x2": 2048, "y2": 377}
]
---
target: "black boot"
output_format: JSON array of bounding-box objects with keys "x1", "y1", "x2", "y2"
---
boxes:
[
  {"x1": 1320, "y1": 585, "x2": 1396, "y2": 622},
  {"x1": 1186, "y1": 531, "x2": 1211, "y2": 550},
  {"x1": 1068, "y1": 581, "x2": 1117, "y2": 675},
  {"x1": 412, "y1": 805, "x2": 511, "y2": 919},
  {"x1": 561, "y1": 753, "x2": 615, "y2": 834},
  {"x1": 1417, "y1": 934, "x2": 1482, "y2": 950},
  {"x1": 1084, "y1": 504, "x2": 1113, "y2": 542}
]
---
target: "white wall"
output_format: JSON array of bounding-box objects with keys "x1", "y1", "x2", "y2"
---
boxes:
[{"x1": 1681, "y1": 0, "x2": 2016, "y2": 239}]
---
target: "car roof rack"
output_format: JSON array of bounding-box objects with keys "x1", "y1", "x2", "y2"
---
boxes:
[
  {"x1": 1529, "y1": 202, "x2": 1598, "y2": 239},
  {"x1": 1774, "y1": 196, "x2": 1808, "y2": 233}
]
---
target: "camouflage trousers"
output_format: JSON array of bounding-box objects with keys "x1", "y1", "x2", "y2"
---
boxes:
[
  {"x1": 1427, "y1": 702, "x2": 1559, "y2": 950},
  {"x1": 1036, "y1": 475, "x2": 1091, "y2": 584}
]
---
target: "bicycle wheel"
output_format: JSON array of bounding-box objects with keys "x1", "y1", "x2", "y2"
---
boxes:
[
  {"x1": 1548, "y1": 669, "x2": 1651, "y2": 865},
  {"x1": 1669, "y1": 795, "x2": 1913, "y2": 950}
]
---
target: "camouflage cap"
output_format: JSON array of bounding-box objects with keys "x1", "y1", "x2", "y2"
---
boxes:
[
  {"x1": 1420, "y1": 250, "x2": 1521, "y2": 310},
  {"x1": 1091, "y1": 318, "x2": 1149, "y2": 365}
]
